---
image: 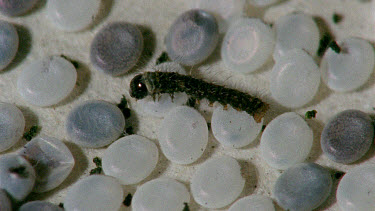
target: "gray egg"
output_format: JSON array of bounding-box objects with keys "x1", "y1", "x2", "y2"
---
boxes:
[
  {"x1": 90, "y1": 22, "x2": 143, "y2": 76},
  {"x1": 0, "y1": 0, "x2": 39, "y2": 16},
  {"x1": 321, "y1": 109, "x2": 374, "y2": 164},
  {"x1": 66, "y1": 100, "x2": 125, "y2": 148},
  {"x1": 0, "y1": 102, "x2": 25, "y2": 152},
  {"x1": 165, "y1": 9, "x2": 219, "y2": 66},
  {"x1": 19, "y1": 135, "x2": 75, "y2": 193},
  {"x1": 0, "y1": 189, "x2": 11, "y2": 211},
  {"x1": 19, "y1": 201, "x2": 63, "y2": 211},
  {"x1": 0, "y1": 21, "x2": 18, "y2": 70},
  {"x1": 0, "y1": 154, "x2": 36, "y2": 201},
  {"x1": 273, "y1": 163, "x2": 332, "y2": 211}
]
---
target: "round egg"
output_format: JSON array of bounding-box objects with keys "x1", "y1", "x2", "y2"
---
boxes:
[
  {"x1": 0, "y1": 0, "x2": 38, "y2": 16},
  {"x1": 19, "y1": 135, "x2": 75, "y2": 192},
  {"x1": 337, "y1": 164, "x2": 375, "y2": 211},
  {"x1": 90, "y1": 22, "x2": 143, "y2": 76},
  {"x1": 64, "y1": 175, "x2": 124, "y2": 211},
  {"x1": 320, "y1": 37, "x2": 375, "y2": 92},
  {"x1": 229, "y1": 195, "x2": 275, "y2": 211},
  {"x1": 46, "y1": 0, "x2": 101, "y2": 32},
  {"x1": 0, "y1": 21, "x2": 18, "y2": 70},
  {"x1": 273, "y1": 13, "x2": 319, "y2": 60},
  {"x1": 102, "y1": 135, "x2": 158, "y2": 185},
  {"x1": 190, "y1": 155, "x2": 245, "y2": 208},
  {"x1": 270, "y1": 49, "x2": 320, "y2": 108},
  {"x1": 0, "y1": 154, "x2": 36, "y2": 201},
  {"x1": 221, "y1": 17, "x2": 275, "y2": 73},
  {"x1": 260, "y1": 112, "x2": 313, "y2": 170},
  {"x1": 273, "y1": 163, "x2": 332, "y2": 211},
  {"x1": 321, "y1": 109, "x2": 373, "y2": 164},
  {"x1": 0, "y1": 102, "x2": 25, "y2": 152},
  {"x1": 211, "y1": 105, "x2": 263, "y2": 148},
  {"x1": 66, "y1": 100, "x2": 125, "y2": 148},
  {"x1": 17, "y1": 56, "x2": 77, "y2": 107},
  {"x1": 132, "y1": 178, "x2": 190, "y2": 211},
  {"x1": 165, "y1": 9, "x2": 219, "y2": 65},
  {"x1": 19, "y1": 201, "x2": 63, "y2": 211},
  {"x1": 159, "y1": 106, "x2": 208, "y2": 164}
]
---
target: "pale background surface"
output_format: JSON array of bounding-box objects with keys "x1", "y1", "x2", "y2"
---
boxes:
[{"x1": 0, "y1": 0, "x2": 374, "y2": 210}]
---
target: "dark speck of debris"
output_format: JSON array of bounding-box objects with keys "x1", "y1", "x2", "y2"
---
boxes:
[
  {"x1": 117, "y1": 95, "x2": 131, "y2": 119},
  {"x1": 58, "y1": 203, "x2": 64, "y2": 208},
  {"x1": 186, "y1": 97, "x2": 196, "y2": 108},
  {"x1": 60, "y1": 54, "x2": 80, "y2": 68},
  {"x1": 123, "y1": 193, "x2": 132, "y2": 206},
  {"x1": 261, "y1": 125, "x2": 267, "y2": 132},
  {"x1": 333, "y1": 171, "x2": 345, "y2": 180},
  {"x1": 93, "y1": 157, "x2": 102, "y2": 167},
  {"x1": 9, "y1": 166, "x2": 28, "y2": 178},
  {"x1": 23, "y1": 125, "x2": 39, "y2": 141},
  {"x1": 332, "y1": 13, "x2": 343, "y2": 24},
  {"x1": 156, "y1": 51, "x2": 170, "y2": 65},
  {"x1": 317, "y1": 33, "x2": 333, "y2": 57},
  {"x1": 207, "y1": 122, "x2": 211, "y2": 129},
  {"x1": 328, "y1": 41, "x2": 341, "y2": 53},
  {"x1": 89, "y1": 167, "x2": 102, "y2": 175},
  {"x1": 183, "y1": 202, "x2": 190, "y2": 211},
  {"x1": 305, "y1": 110, "x2": 317, "y2": 119}
]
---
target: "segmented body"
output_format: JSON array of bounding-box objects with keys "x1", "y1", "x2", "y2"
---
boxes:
[{"x1": 130, "y1": 72, "x2": 268, "y2": 122}]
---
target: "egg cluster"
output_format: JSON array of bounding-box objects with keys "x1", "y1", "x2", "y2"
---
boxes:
[{"x1": 0, "y1": 0, "x2": 375, "y2": 210}]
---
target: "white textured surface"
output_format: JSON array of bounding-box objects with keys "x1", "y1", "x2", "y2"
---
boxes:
[{"x1": 0, "y1": 0, "x2": 374, "y2": 210}]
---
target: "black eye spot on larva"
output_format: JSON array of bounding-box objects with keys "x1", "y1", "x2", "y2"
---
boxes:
[{"x1": 130, "y1": 74, "x2": 149, "y2": 99}]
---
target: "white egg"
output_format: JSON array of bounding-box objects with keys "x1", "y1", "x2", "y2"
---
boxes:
[
  {"x1": 221, "y1": 17, "x2": 275, "y2": 73},
  {"x1": 132, "y1": 178, "x2": 190, "y2": 211},
  {"x1": 260, "y1": 112, "x2": 313, "y2": 170},
  {"x1": 337, "y1": 164, "x2": 375, "y2": 211},
  {"x1": 159, "y1": 106, "x2": 208, "y2": 164},
  {"x1": 64, "y1": 175, "x2": 124, "y2": 211},
  {"x1": 320, "y1": 37, "x2": 375, "y2": 92},
  {"x1": 229, "y1": 195, "x2": 275, "y2": 211},
  {"x1": 270, "y1": 49, "x2": 320, "y2": 108},
  {"x1": 273, "y1": 13, "x2": 320, "y2": 60},
  {"x1": 0, "y1": 102, "x2": 25, "y2": 152},
  {"x1": 19, "y1": 135, "x2": 75, "y2": 193},
  {"x1": 17, "y1": 56, "x2": 77, "y2": 107},
  {"x1": 102, "y1": 135, "x2": 158, "y2": 185},
  {"x1": 211, "y1": 105, "x2": 263, "y2": 148},
  {"x1": 190, "y1": 155, "x2": 245, "y2": 208},
  {"x1": 46, "y1": 0, "x2": 101, "y2": 32}
]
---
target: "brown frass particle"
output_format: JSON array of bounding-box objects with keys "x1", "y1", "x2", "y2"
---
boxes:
[
  {"x1": 130, "y1": 72, "x2": 269, "y2": 123},
  {"x1": 23, "y1": 125, "x2": 39, "y2": 141},
  {"x1": 317, "y1": 34, "x2": 333, "y2": 57},
  {"x1": 183, "y1": 202, "x2": 190, "y2": 211},
  {"x1": 332, "y1": 13, "x2": 343, "y2": 24},
  {"x1": 328, "y1": 41, "x2": 341, "y2": 53},
  {"x1": 117, "y1": 95, "x2": 131, "y2": 119},
  {"x1": 305, "y1": 110, "x2": 317, "y2": 119},
  {"x1": 123, "y1": 193, "x2": 132, "y2": 207},
  {"x1": 9, "y1": 165, "x2": 28, "y2": 178},
  {"x1": 89, "y1": 167, "x2": 102, "y2": 175},
  {"x1": 93, "y1": 157, "x2": 102, "y2": 167},
  {"x1": 156, "y1": 51, "x2": 170, "y2": 65}
]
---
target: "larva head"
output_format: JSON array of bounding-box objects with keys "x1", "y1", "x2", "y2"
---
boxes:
[{"x1": 130, "y1": 74, "x2": 149, "y2": 99}]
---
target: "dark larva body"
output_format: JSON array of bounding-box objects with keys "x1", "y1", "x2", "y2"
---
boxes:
[{"x1": 130, "y1": 72, "x2": 268, "y2": 122}]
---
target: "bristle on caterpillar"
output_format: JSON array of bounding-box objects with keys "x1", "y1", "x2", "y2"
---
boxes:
[{"x1": 129, "y1": 72, "x2": 269, "y2": 122}]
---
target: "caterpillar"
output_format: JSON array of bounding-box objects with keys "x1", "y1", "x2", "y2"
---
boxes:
[{"x1": 129, "y1": 72, "x2": 269, "y2": 122}]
